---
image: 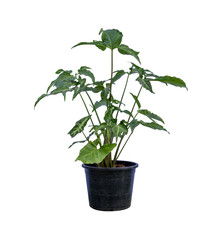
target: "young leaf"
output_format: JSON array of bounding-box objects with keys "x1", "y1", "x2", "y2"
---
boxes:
[
  {"x1": 136, "y1": 77, "x2": 154, "y2": 93},
  {"x1": 151, "y1": 76, "x2": 187, "y2": 89},
  {"x1": 138, "y1": 109, "x2": 164, "y2": 124},
  {"x1": 75, "y1": 141, "x2": 117, "y2": 164},
  {"x1": 34, "y1": 94, "x2": 48, "y2": 108},
  {"x1": 139, "y1": 120, "x2": 169, "y2": 133},
  {"x1": 130, "y1": 93, "x2": 141, "y2": 109},
  {"x1": 118, "y1": 44, "x2": 141, "y2": 63},
  {"x1": 68, "y1": 116, "x2": 91, "y2": 138},
  {"x1": 101, "y1": 29, "x2": 123, "y2": 50}
]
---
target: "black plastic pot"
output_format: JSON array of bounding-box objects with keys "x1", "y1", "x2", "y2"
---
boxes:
[{"x1": 82, "y1": 160, "x2": 138, "y2": 211}]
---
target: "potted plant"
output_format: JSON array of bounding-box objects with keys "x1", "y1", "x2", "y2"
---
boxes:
[{"x1": 35, "y1": 28, "x2": 187, "y2": 211}]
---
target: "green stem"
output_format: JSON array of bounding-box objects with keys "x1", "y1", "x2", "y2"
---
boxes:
[
  {"x1": 127, "y1": 86, "x2": 142, "y2": 123},
  {"x1": 116, "y1": 132, "x2": 133, "y2": 159},
  {"x1": 115, "y1": 73, "x2": 130, "y2": 119},
  {"x1": 109, "y1": 49, "x2": 114, "y2": 101},
  {"x1": 86, "y1": 92, "x2": 102, "y2": 125},
  {"x1": 82, "y1": 131, "x2": 89, "y2": 143},
  {"x1": 113, "y1": 86, "x2": 143, "y2": 164},
  {"x1": 79, "y1": 93, "x2": 101, "y2": 146}
]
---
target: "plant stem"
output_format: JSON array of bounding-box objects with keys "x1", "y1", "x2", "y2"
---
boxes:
[
  {"x1": 115, "y1": 73, "x2": 130, "y2": 119},
  {"x1": 109, "y1": 49, "x2": 114, "y2": 101},
  {"x1": 85, "y1": 92, "x2": 102, "y2": 125},
  {"x1": 79, "y1": 93, "x2": 101, "y2": 146},
  {"x1": 113, "y1": 86, "x2": 143, "y2": 164},
  {"x1": 126, "y1": 86, "x2": 142, "y2": 123},
  {"x1": 82, "y1": 131, "x2": 89, "y2": 143}
]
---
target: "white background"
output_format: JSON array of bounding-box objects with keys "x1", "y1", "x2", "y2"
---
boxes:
[{"x1": 0, "y1": 0, "x2": 222, "y2": 239}]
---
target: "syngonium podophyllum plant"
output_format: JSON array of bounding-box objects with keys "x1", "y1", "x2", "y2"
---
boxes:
[{"x1": 35, "y1": 28, "x2": 187, "y2": 167}]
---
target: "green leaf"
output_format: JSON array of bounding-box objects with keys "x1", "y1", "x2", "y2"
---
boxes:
[
  {"x1": 72, "y1": 41, "x2": 106, "y2": 51},
  {"x1": 139, "y1": 120, "x2": 168, "y2": 133},
  {"x1": 68, "y1": 116, "x2": 91, "y2": 138},
  {"x1": 111, "y1": 70, "x2": 126, "y2": 84},
  {"x1": 68, "y1": 140, "x2": 86, "y2": 149},
  {"x1": 78, "y1": 66, "x2": 95, "y2": 83},
  {"x1": 130, "y1": 93, "x2": 141, "y2": 109},
  {"x1": 138, "y1": 109, "x2": 164, "y2": 124},
  {"x1": 34, "y1": 94, "x2": 47, "y2": 108},
  {"x1": 100, "y1": 29, "x2": 123, "y2": 50},
  {"x1": 136, "y1": 77, "x2": 154, "y2": 93},
  {"x1": 129, "y1": 119, "x2": 140, "y2": 132},
  {"x1": 151, "y1": 76, "x2": 187, "y2": 89},
  {"x1": 49, "y1": 87, "x2": 73, "y2": 95},
  {"x1": 112, "y1": 123, "x2": 128, "y2": 141},
  {"x1": 118, "y1": 44, "x2": 141, "y2": 63},
  {"x1": 75, "y1": 141, "x2": 117, "y2": 164},
  {"x1": 55, "y1": 69, "x2": 64, "y2": 74}
]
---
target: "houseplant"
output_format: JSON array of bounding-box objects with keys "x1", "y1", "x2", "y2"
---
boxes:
[{"x1": 35, "y1": 28, "x2": 187, "y2": 211}]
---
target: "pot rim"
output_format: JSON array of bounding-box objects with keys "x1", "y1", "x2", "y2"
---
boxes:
[{"x1": 82, "y1": 160, "x2": 138, "y2": 171}]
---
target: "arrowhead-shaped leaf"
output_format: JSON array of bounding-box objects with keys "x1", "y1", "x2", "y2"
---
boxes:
[
  {"x1": 68, "y1": 116, "x2": 91, "y2": 138},
  {"x1": 111, "y1": 70, "x2": 126, "y2": 84},
  {"x1": 136, "y1": 77, "x2": 154, "y2": 93},
  {"x1": 75, "y1": 141, "x2": 117, "y2": 164},
  {"x1": 138, "y1": 109, "x2": 164, "y2": 123},
  {"x1": 118, "y1": 44, "x2": 141, "y2": 63},
  {"x1": 100, "y1": 29, "x2": 123, "y2": 50},
  {"x1": 129, "y1": 119, "x2": 140, "y2": 132}
]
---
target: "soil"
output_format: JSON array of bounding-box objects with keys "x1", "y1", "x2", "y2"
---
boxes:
[{"x1": 114, "y1": 164, "x2": 125, "y2": 168}]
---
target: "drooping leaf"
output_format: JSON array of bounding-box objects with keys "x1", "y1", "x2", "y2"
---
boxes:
[
  {"x1": 139, "y1": 120, "x2": 168, "y2": 133},
  {"x1": 100, "y1": 29, "x2": 123, "y2": 50},
  {"x1": 75, "y1": 141, "x2": 117, "y2": 164},
  {"x1": 49, "y1": 86, "x2": 73, "y2": 95},
  {"x1": 112, "y1": 123, "x2": 128, "y2": 141},
  {"x1": 136, "y1": 77, "x2": 154, "y2": 93},
  {"x1": 130, "y1": 93, "x2": 141, "y2": 109},
  {"x1": 34, "y1": 94, "x2": 47, "y2": 108},
  {"x1": 150, "y1": 76, "x2": 187, "y2": 89},
  {"x1": 94, "y1": 99, "x2": 107, "y2": 110},
  {"x1": 68, "y1": 116, "x2": 91, "y2": 138},
  {"x1": 71, "y1": 41, "x2": 106, "y2": 51},
  {"x1": 138, "y1": 109, "x2": 164, "y2": 124},
  {"x1": 118, "y1": 44, "x2": 141, "y2": 63}
]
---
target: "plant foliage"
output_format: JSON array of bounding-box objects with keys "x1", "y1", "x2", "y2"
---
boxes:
[{"x1": 35, "y1": 28, "x2": 187, "y2": 167}]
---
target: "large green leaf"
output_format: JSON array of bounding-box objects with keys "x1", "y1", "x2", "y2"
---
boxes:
[
  {"x1": 150, "y1": 75, "x2": 187, "y2": 89},
  {"x1": 118, "y1": 44, "x2": 141, "y2": 63},
  {"x1": 139, "y1": 120, "x2": 168, "y2": 133},
  {"x1": 138, "y1": 109, "x2": 164, "y2": 124},
  {"x1": 72, "y1": 41, "x2": 106, "y2": 51},
  {"x1": 112, "y1": 122, "x2": 128, "y2": 141},
  {"x1": 136, "y1": 77, "x2": 154, "y2": 93},
  {"x1": 100, "y1": 29, "x2": 123, "y2": 50},
  {"x1": 75, "y1": 141, "x2": 117, "y2": 164},
  {"x1": 68, "y1": 116, "x2": 91, "y2": 138}
]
